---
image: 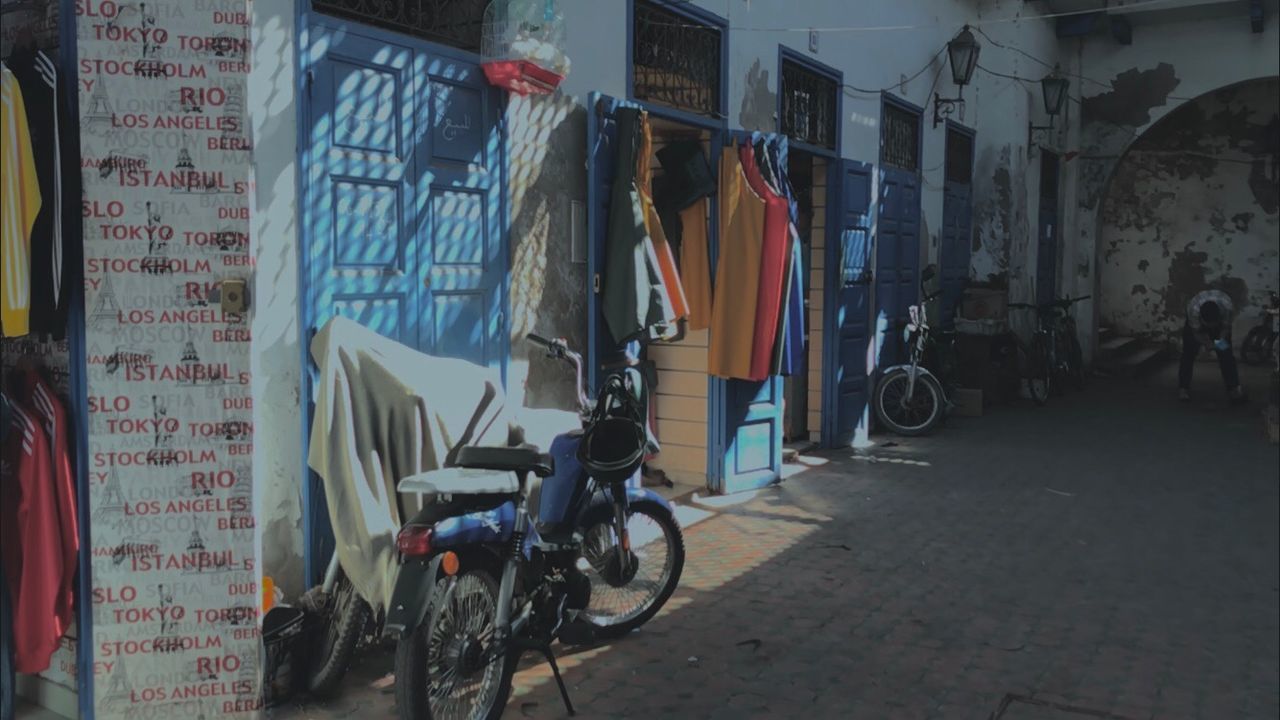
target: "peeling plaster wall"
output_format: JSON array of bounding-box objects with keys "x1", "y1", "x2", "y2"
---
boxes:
[
  {"x1": 1064, "y1": 11, "x2": 1280, "y2": 358},
  {"x1": 1098, "y1": 79, "x2": 1279, "y2": 344}
]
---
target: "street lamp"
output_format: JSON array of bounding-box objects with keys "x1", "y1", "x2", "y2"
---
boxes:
[
  {"x1": 1028, "y1": 65, "x2": 1070, "y2": 147},
  {"x1": 933, "y1": 26, "x2": 980, "y2": 128}
]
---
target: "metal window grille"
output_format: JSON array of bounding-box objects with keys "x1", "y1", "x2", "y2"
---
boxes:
[
  {"x1": 781, "y1": 59, "x2": 837, "y2": 150},
  {"x1": 881, "y1": 102, "x2": 920, "y2": 171},
  {"x1": 632, "y1": 1, "x2": 722, "y2": 117},
  {"x1": 1040, "y1": 151, "x2": 1060, "y2": 199},
  {"x1": 945, "y1": 128, "x2": 973, "y2": 184},
  {"x1": 312, "y1": 0, "x2": 487, "y2": 53}
]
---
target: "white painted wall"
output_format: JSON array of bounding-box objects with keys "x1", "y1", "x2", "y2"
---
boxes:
[{"x1": 249, "y1": 0, "x2": 306, "y2": 597}]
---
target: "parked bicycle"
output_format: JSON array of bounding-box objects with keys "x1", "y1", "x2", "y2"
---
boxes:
[
  {"x1": 1240, "y1": 291, "x2": 1279, "y2": 365},
  {"x1": 1008, "y1": 294, "x2": 1090, "y2": 405},
  {"x1": 873, "y1": 265, "x2": 957, "y2": 436},
  {"x1": 386, "y1": 334, "x2": 686, "y2": 720}
]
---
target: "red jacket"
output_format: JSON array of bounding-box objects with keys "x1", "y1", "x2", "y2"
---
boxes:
[
  {"x1": 22, "y1": 371, "x2": 78, "y2": 630},
  {"x1": 1, "y1": 395, "x2": 66, "y2": 673}
]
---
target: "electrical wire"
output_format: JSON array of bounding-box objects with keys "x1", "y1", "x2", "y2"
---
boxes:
[
  {"x1": 641, "y1": 0, "x2": 1183, "y2": 33},
  {"x1": 841, "y1": 44, "x2": 947, "y2": 95}
]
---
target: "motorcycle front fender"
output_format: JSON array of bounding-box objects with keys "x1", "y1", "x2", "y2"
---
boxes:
[
  {"x1": 575, "y1": 485, "x2": 671, "y2": 527},
  {"x1": 383, "y1": 554, "x2": 443, "y2": 639}
]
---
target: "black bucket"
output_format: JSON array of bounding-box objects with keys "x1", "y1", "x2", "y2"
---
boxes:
[{"x1": 261, "y1": 606, "x2": 306, "y2": 707}]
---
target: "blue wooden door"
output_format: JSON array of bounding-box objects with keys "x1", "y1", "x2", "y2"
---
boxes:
[
  {"x1": 875, "y1": 168, "x2": 921, "y2": 367},
  {"x1": 306, "y1": 25, "x2": 505, "y2": 366},
  {"x1": 1036, "y1": 151, "x2": 1060, "y2": 306},
  {"x1": 940, "y1": 126, "x2": 974, "y2": 327},
  {"x1": 303, "y1": 24, "x2": 505, "y2": 580},
  {"x1": 823, "y1": 160, "x2": 874, "y2": 448}
]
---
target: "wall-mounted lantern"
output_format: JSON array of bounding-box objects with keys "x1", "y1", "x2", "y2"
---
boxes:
[
  {"x1": 933, "y1": 26, "x2": 980, "y2": 128},
  {"x1": 1028, "y1": 65, "x2": 1070, "y2": 147}
]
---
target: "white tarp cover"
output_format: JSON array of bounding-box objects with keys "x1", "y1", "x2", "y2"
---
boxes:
[{"x1": 307, "y1": 317, "x2": 514, "y2": 613}]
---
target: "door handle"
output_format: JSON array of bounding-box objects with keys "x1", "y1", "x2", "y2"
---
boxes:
[{"x1": 423, "y1": 277, "x2": 431, "y2": 289}]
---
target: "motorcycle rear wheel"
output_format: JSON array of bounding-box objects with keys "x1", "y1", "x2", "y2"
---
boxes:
[
  {"x1": 301, "y1": 569, "x2": 370, "y2": 698},
  {"x1": 396, "y1": 568, "x2": 516, "y2": 720}
]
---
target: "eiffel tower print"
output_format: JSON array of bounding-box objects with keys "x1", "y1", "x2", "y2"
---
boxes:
[
  {"x1": 84, "y1": 78, "x2": 113, "y2": 135},
  {"x1": 100, "y1": 656, "x2": 131, "y2": 710},
  {"x1": 89, "y1": 274, "x2": 121, "y2": 330},
  {"x1": 93, "y1": 468, "x2": 126, "y2": 520}
]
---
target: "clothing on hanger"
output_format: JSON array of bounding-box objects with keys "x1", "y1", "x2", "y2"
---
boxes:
[
  {"x1": 14, "y1": 369, "x2": 77, "y2": 629},
  {"x1": 602, "y1": 107, "x2": 675, "y2": 346},
  {"x1": 708, "y1": 143, "x2": 766, "y2": 380},
  {"x1": 0, "y1": 394, "x2": 65, "y2": 673},
  {"x1": 5, "y1": 49, "x2": 75, "y2": 338},
  {"x1": 1, "y1": 63, "x2": 42, "y2": 338},
  {"x1": 678, "y1": 198, "x2": 713, "y2": 331},
  {"x1": 636, "y1": 112, "x2": 689, "y2": 328},
  {"x1": 739, "y1": 142, "x2": 790, "y2": 382}
]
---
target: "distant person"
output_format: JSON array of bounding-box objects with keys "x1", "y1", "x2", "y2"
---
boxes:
[{"x1": 1179, "y1": 289, "x2": 1246, "y2": 403}]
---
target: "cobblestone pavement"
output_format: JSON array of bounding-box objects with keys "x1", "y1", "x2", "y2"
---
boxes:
[{"x1": 268, "y1": 366, "x2": 1279, "y2": 719}]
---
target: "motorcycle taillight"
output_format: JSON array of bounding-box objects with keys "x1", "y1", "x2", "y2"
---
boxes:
[{"x1": 396, "y1": 525, "x2": 433, "y2": 557}]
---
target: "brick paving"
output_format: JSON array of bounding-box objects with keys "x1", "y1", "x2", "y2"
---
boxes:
[{"x1": 269, "y1": 366, "x2": 1279, "y2": 719}]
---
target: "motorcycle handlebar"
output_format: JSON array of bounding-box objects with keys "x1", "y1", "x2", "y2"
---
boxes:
[{"x1": 526, "y1": 333, "x2": 591, "y2": 412}]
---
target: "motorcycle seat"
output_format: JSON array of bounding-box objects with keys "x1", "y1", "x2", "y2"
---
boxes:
[
  {"x1": 398, "y1": 467, "x2": 519, "y2": 497},
  {"x1": 456, "y1": 445, "x2": 556, "y2": 478}
]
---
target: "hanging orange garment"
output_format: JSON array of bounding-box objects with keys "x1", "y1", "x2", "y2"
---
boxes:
[
  {"x1": 635, "y1": 113, "x2": 688, "y2": 324},
  {"x1": 739, "y1": 144, "x2": 790, "y2": 381},
  {"x1": 708, "y1": 145, "x2": 767, "y2": 379},
  {"x1": 679, "y1": 197, "x2": 712, "y2": 330}
]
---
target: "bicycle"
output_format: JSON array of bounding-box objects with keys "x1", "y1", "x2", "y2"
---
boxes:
[
  {"x1": 1240, "y1": 291, "x2": 1279, "y2": 366},
  {"x1": 1008, "y1": 295, "x2": 1090, "y2": 405},
  {"x1": 873, "y1": 265, "x2": 958, "y2": 436}
]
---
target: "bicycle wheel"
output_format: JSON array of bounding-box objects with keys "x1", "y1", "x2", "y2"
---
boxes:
[
  {"x1": 873, "y1": 369, "x2": 946, "y2": 435},
  {"x1": 1025, "y1": 335, "x2": 1051, "y2": 406},
  {"x1": 1241, "y1": 327, "x2": 1268, "y2": 365}
]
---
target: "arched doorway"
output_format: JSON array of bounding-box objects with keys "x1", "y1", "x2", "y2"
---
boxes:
[{"x1": 1092, "y1": 77, "x2": 1279, "y2": 374}]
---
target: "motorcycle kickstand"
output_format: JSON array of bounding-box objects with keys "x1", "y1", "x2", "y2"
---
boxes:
[{"x1": 512, "y1": 638, "x2": 576, "y2": 716}]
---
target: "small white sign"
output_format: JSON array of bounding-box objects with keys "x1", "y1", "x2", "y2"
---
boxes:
[{"x1": 809, "y1": 29, "x2": 819, "y2": 53}]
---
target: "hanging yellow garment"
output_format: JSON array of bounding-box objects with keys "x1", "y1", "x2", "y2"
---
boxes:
[
  {"x1": 1, "y1": 64, "x2": 41, "y2": 337},
  {"x1": 708, "y1": 145, "x2": 766, "y2": 379},
  {"x1": 679, "y1": 197, "x2": 712, "y2": 330}
]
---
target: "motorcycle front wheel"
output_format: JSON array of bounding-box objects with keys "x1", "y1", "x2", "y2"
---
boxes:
[
  {"x1": 395, "y1": 568, "x2": 516, "y2": 720},
  {"x1": 576, "y1": 499, "x2": 685, "y2": 640},
  {"x1": 873, "y1": 369, "x2": 945, "y2": 436}
]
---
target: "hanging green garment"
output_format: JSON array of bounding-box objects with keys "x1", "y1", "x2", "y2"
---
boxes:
[{"x1": 603, "y1": 108, "x2": 675, "y2": 346}]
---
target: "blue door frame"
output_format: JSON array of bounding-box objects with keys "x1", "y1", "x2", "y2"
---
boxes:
[
  {"x1": 295, "y1": 5, "x2": 510, "y2": 585},
  {"x1": 875, "y1": 94, "x2": 924, "y2": 372},
  {"x1": 770, "y1": 46, "x2": 875, "y2": 450}
]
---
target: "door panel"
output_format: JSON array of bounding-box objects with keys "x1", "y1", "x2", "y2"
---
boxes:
[
  {"x1": 940, "y1": 183, "x2": 972, "y2": 327},
  {"x1": 585, "y1": 94, "x2": 630, "y2": 391},
  {"x1": 1037, "y1": 196, "x2": 1058, "y2": 306},
  {"x1": 309, "y1": 34, "x2": 419, "y2": 347},
  {"x1": 825, "y1": 160, "x2": 874, "y2": 448},
  {"x1": 875, "y1": 167, "x2": 921, "y2": 367}
]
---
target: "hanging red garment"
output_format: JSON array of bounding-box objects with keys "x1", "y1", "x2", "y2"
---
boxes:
[
  {"x1": 18, "y1": 371, "x2": 77, "y2": 631},
  {"x1": 739, "y1": 144, "x2": 790, "y2": 381},
  {"x1": 0, "y1": 398, "x2": 65, "y2": 673}
]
